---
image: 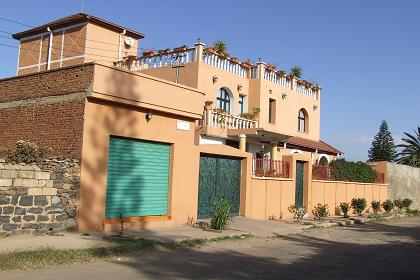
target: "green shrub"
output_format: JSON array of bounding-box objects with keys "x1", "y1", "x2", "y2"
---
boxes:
[
  {"x1": 210, "y1": 198, "x2": 231, "y2": 230},
  {"x1": 371, "y1": 200, "x2": 381, "y2": 215},
  {"x1": 394, "y1": 199, "x2": 404, "y2": 212},
  {"x1": 381, "y1": 199, "x2": 394, "y2": 213},
  {"x1": 330, "y1": 159, "x2": 376, "y2": 183},
  {"x1": 351, "y1": 198, "x2": 367, "y2": 215},
  {"x1": 339, "y1": 202, "x2": 350, "y2": 218},
  {"x1": 0, "y1": 140, "x2": 52, "y2": 164},
  {"x1": 288, "y1": 205, "x2": 306, "y2": 222},
  {"x1": 312, "y1": 203, "x2": 329, "y2": 220},
  {"x1": 402, "y1": 198, "x2": 413, "y2": 212}
]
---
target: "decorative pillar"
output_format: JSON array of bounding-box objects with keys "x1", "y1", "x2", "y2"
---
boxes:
[
  {"x1": 271, "y1": 142, "x2": 278, "y2": 160},
  {"x1": 256, "y1": 61, "x2": 265, "y2": 79},
  {"x1": 194, "y1": 40, "x2": 205, "y2": 62},
  {"x1": 239, "y1": 134, "x2": 247, "y2": 152}
]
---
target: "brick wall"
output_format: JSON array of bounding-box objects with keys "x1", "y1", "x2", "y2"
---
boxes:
[
  {"x1": 0, "y1": 158, "x2": 80, "y2": 235},
  {"x1": 0, "y1": 64, "x2": 94, "y2": 159}
]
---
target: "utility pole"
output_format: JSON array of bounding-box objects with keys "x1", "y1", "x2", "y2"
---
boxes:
[{"x1": 172, "y1": 53, "x2": 185, "y2": 84}]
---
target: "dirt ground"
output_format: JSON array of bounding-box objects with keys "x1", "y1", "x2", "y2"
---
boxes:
[{"x1": 3, "y1": 216, "x2": 420, "y2": 279}]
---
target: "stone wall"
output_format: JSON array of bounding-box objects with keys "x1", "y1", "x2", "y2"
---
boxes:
[
  {"x1": 0, "y1": 158, "x2": 80, "y2": 235},
  {"x1": 387, "y1": 163, "x2": 420, "y2": 209}
]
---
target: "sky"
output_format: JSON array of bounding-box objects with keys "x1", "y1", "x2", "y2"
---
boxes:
[{"x1": 0, "y1": 0, "x2": 419, "y2": 161}]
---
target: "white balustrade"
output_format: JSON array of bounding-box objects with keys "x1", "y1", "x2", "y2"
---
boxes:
[
  {"x1": 263, "y1": 69, "x2": 291, "y2": 88},
  {"x1": 296, "y1": 84, "x2": 317, "y2": 99},
  {"x1": 202, "y1": 109, "x2": 258, "y2": 129},
  {"x1": 202, "y1": 53, "x2": 248, "y2": 77}
]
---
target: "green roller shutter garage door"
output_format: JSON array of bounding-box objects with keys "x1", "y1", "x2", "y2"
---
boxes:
[{"x1": 105, "y1": 136, "x2": 170, "y2": 219}]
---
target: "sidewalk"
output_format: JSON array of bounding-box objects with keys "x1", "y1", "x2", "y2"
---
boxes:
[{"x1": 0, "y1": 217, "x2": 312, "y2": 253}]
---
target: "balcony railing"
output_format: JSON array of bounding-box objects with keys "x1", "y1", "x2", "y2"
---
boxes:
[
  {"x1": 252, "y1": 158, "x2": 291, "y2": 178},
  {"x1": 312, "y1": 165, "x2": 385, "y2": 184},
  {"x1": 296, "y1": 84, "x2": 318, "y2": 99},
  {"x1": 202, "y1": 53, "x2": 249, "y2": 77},
  {"x1": 202, "y1": 108, "x2": 258, "y2": 130},
  {"x1": 263, "y1": 69, "x2": 291, "y2": 88}
]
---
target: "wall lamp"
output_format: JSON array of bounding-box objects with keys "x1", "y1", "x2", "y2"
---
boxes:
[
  {"x1": 237, "y1": 84, "x2": 243, "y2": 92},
  {"x1": 145, "y1": 111, "x2": 153, "y2": 122},
  {"x1": 313, "y1": 105, "x2": 318, "y2": 110},
  {"x1": 282, "y1": 93, "x2": 288, "y2": 99},
  {"x1": 212, "y1": 75, "x2": 218, "y2": 83}
]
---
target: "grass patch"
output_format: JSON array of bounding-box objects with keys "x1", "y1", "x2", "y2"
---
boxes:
[{"x1": 0, "y1": 234, "x2": 251, "y2": 271}]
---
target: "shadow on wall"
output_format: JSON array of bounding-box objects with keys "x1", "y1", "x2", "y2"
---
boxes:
[
  {"x1": 79, "y1": 67, "x2": 152, "y2": 232},
  {"x1": 109, "y1": 220, "x2": 420, "y2": 278}
]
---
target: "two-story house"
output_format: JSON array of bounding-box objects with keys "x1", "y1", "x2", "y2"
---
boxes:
[{"x1": 0, "y1": 13, "x2": 345, "y2": 232}]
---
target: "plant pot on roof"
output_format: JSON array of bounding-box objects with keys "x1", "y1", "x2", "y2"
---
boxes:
[
  {"x1": 290, "y1": 66, "x2": 303, "y2": 79},
  {"x1": 158, "y1": 48, "x2": 171, "y2": 56},
  {"x1": 241, "y1": 60, "x2": 254, "y2": 68},
  {"x1": 266, "y1": 63, "x2": 277, "y2": 72},
  {"x1": 230, "y1": 57, "x2": 240, "y2": 64},
  {"x1": 174, "y1": 45, "x2": 188, "y2": 52},
  {"x1": 276, "y1": 70, "x2": 286, "y2": 77},
  {"x1": 142, "y1": 49, "x2": 156, "y2": 57},
  {"x1": 214, "y1": 40, "x2": 229, "y2": 57}
]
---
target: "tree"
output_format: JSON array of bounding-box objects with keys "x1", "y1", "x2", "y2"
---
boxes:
[
  {"x1": 368, "y1": 120, "x2": 396, "y2": 162},
  {"x1": 395, "y1": 126, "x2": 420, "y2": 167},
  {"x1": 290, "y1": 66, "x2": 302, "y2": 79},
  {"x1": 213, "y1": 40, "x2": 228, "y2": 57}
]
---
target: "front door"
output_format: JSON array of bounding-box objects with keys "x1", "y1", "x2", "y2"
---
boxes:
[
  {"x1": 295, "y1": 161, "x2": 305, "y2": 208},
  {"x1": 198, "y1": 155, "x2": 241, "y2": 219}
]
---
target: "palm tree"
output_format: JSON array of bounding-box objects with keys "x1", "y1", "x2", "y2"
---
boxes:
[
  {"x1": 214, "y1": 40, "x2": 228, "y2": 57},
  {"x1": 396, "y1": 126, "x2": 420, "y2": 167},
  {"x1": 290, "y1": 66, "x2": 303, "y2": 79}
]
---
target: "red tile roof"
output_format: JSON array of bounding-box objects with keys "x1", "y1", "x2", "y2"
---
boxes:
[
  {"x1": 12, "y1": 13, "x2": 145, "y2": 39},
  {"x1": 282, "y1": 136, "x2": 343, "y2": 155}
]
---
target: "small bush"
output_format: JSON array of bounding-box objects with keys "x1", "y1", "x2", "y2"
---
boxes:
[
  {"x1": 330, "y1": 159, "x2": 376, "y2": 183},
  {"x1": 402, "y1": 198, "x2": 413, "y2": 212},
  {"x1": 312, "y1": 203, "x2": 329, "y2": 220},
  {"x1": 394, "y1": 199, "x2": 404, "y2": 212},
  {"x1": 210, "y1": 198, "x2": 231, "y2": 230},
  {"x1": 381, "y1": 199, "x2": 394, "y2": 213},
  {"x1": 0, "y1": 140, "x2": 52, "y2": 164},
  {"x1": 351, "y1": 198, "x2": 367, "y2": 215},
  {"x1": 371, "y1": 200, "x2": 381, "y2": 215},
  {"x1": 288, "y1": 205, "x2": 306, "y2": 222},
  {"x1": 340, "y1": 202, "x2": 350, "y2": 218}
]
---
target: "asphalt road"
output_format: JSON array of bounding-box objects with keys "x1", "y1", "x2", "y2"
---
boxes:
[{"x1": 4, "y1": 217, "x2": 420, "y2": 279}]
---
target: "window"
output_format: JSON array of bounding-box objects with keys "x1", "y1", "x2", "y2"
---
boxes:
[
  {"x1": 239, "y1": 95, "x2": 246, "y2": 114},
  {"x1": 217, "y1": 88, "x2": 231, "y2": 113},
  {"x1": 298, "y1": 109, "x2": 307, "y2": 132},
  {"x1": 269, "y1": 99, "x2": 276, "y2": 123}
]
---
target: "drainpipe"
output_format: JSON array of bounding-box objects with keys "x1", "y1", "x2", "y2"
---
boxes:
[
  {"x1": 46, "y1": 27, "x2": 53, "y2": 70},
  {"x1": 118, "y1": 29, "x2": 127, "y2": 60}
]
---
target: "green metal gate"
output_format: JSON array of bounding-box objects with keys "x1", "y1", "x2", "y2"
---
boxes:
[
  {"x1": 198, "y1": 155, "x2": 241, "y2": 219},
  {"x1": 295, "y1": 161, "x2": 305, "y2": 208},
  {"x1": 105, "y1": 136, "x2": 170, "y2": 219}
]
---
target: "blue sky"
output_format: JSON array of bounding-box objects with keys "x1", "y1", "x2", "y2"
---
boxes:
[{"x1": 1, "y1": 0, "x2": 419, "y2": 161}]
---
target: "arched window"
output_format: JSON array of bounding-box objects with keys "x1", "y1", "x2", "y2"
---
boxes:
[
  {"x1": 217, "y1": 88, "x2": 231, "y2": 113},
  {"x1": 319, "y1": 156, "x2": 329, "y2": 166},
  {"x1": 298, "y1": 109, "x2": 307, "y2": 132}
]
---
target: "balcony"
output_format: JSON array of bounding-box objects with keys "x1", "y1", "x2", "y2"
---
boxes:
[
  {"x1": 201, "y1": 106, "x2": 258, "y2": 130},
  {"x1": 252, "y1": 158, "x2": 291, "y2": 178},
  {"x1": 113, "y1": 42, "x2": 320, "y2": 100}
]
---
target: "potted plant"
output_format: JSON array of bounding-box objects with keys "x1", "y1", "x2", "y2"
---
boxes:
[
  {"x1": 214, "y1": 40, "x2": 228, "y2": 57},
  {"x1": 241, "y1": 59, "x2": 253, "y2": 68},
  {"x1": 266, "y1": 63, "x2": 276, "y2": 72},
  {"x1": 174, "y1": 45, "x2": 188, "y2": 52},
  {"x1": 290, "y1": 66, "x2": 303, "y2": 79},
  {"x1": 285, "y1": 74, "x2": 294, "y2": 80},
  {"x1": 158, "y1": 48, "x2": 171, "y2": 56},
  {"x1": 230, "y1": 57, "x2": 240, "y2": 64},
  {"x1": 142, "y1": 49, "x2": 156, "y2": 57},
  {"x1": 276, "y1": 70, "x2": 286, "y2": 77}
]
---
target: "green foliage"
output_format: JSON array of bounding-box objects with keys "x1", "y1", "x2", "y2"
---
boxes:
[
  {"x1": 381, "y1": 199, "x2": 394, "y2": 213},
  {"x1": 351, "y1": 198, "x2": 367, "y2": 215},
  {"x1": 0, "y1": 140, "x2": 52, "y2": 164},
  {"x1": 371, "y1": 200, "x2": 381, "y2": 215},
  {"x1": 214, "y1": 40, "x2": 228, "y2": 56},
  {"x1": 393, "y1": 199, "x2": 404, "y2": 212},
  {"x1": 396, "y1": 127, "x2": 420, "y2": 167},
  {"x1": 339, "y1": 202, "x2": 350, "y2": 218},
  {"x1": 330, "y1": 159, "x2": 376, "y2": 183},
  {"x1": 288, "y1": 205, "x2": 306, "y2": 222},
  {"x1": 210, "y1": 198, "x2": 231, "y2": 230},
  {"x1": 312, "y1": 203, "x2": 329, "y2": 220},
  {"x1": 368, "y1": 120, "x2": 396, "y2": 162},
  {"x1": 239, "y1": 107, "x2": 261, "y2": 120},
  {"x1": 290, "y1": 66, "x2": 303, "y2": 78},
  {"x1": 402, "y1": 198, "x2": 413, "y2": 212}
]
